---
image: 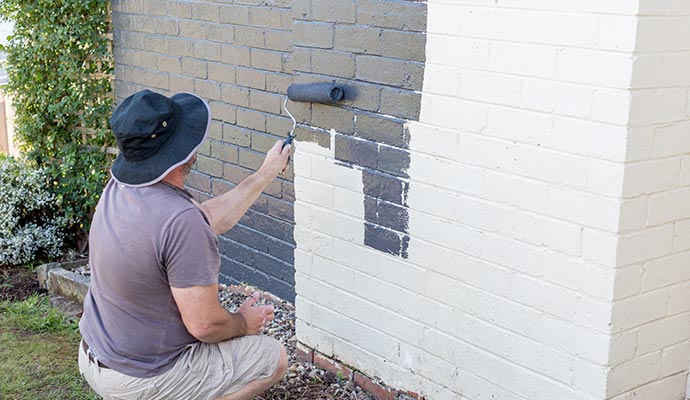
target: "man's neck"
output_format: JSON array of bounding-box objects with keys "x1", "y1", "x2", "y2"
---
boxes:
[{"x1": 162, "y1": 172, "x2": 186, "y2": 189}]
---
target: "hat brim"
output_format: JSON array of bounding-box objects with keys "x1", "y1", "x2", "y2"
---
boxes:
[{"x1": 110, "y1": 93, "x2": 210, "y2": 187}]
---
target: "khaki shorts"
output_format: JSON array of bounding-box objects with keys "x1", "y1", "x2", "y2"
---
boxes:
[{"x1": 78, "y1": 336, "x2": 282, "y2": 400}]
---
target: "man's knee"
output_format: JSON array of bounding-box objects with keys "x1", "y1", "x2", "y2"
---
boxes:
[{"x1": 271, "y1": 344, "x2": 288, "y2": 382}]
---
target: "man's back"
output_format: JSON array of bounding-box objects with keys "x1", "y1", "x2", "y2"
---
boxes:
[{"x1": 79, "y1": 178, "x2": 220, "y2": 378}]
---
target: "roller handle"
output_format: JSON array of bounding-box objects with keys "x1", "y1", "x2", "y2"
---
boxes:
[{"x1": 281, "y1": 135, "x2": 293, "y2": 171}]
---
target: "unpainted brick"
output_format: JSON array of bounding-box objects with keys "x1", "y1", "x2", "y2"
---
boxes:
[
  {"x1": 194, "y1": 41, "x2": 222, "y2": 62},
  {"x1": 282, "y1": 181, "x2": 296, "y2": 201},
  {"x1": 167, "y1": 37, "x2": 195, "y2": 57},
  {"x1": 263, "y1": 29, "x2": 292, "y2": 52},
  {"x1": 292, "y1": 0, "x2": 312, "y2": 20},
  {"x1": 357, "y1": 0, "x2": 427, "y2": 32},
  {"x1": 209, "y1": 63, "x2": 237, "y2": 84},
  {"x1": 197, "y1": 138, "x2": 212, "y2": 157},
  {"x1": 195, "y1": 79, "x2": 222, "y2": 101},
  {"x1": 126, "y1": 66, "x2": 170, "y2": 90},
  {"x1": 334, "y1": 134, "x2": 378, "y2": 169},
  {"x1": 291, "y1": 47, "x2": 312, "y2": 73},
  {"x1": 139, "y1": 0, "x2": 167, "y2": 15},
  {"x1": 209, "y1": 101, "x2": 237, "y2": 124},
  {"x1": 223, "y1": 124, "x2": 252, "y2": 147},
  {"x1": 310, "y1": 49, "x2": 355, "y2": 78},
  {"x1": 236, "y1": 67, "x2": 267, "y2": 90},
  {"x1": 208, "y1": 122, "x2": 223, "y2": 141},
  {"x1": 179, "y1": 20, "x2": 208, "y2": 40},
  {"x1": 334, "y1": 25, "x2": 382, "y2": 55},
  {"x1": 379, "y1": 88, "x2": 421, "y2": 120},
  {"x1": 236, "y1": 108, "x2": 267, "y2": 131},
  {"x1": 138, "y1": 33, "x2": 168, "y2": 53},
  {"x1": 187, "y1": 170, "x2": 211, "y2": 193},
  {"x1": 238, "y1": 148, "x2": 266, "y2": 171},
  {"x1": 211, "y1": 141, "x2": 240, "y2": 164},
  {"x1": 113, "y1": 0, "x2": 143, "y2": 14},
  {"x1": 170, "y1": 76, "x2": 195, "y2": 93},
  {"x1": 312, "y1": 0, "x2": 356, "y2": 23},
  {"x1": 192, "y1": 3, "x2": 220, "y2": 22},
  {"x1": 221, "y1": 84, "x2": 250, "y2": 107},
  {"x1": 251, "y1": 48, "x2": 284, "y2": 71},
  {"x1": 251, "y1": 132, "x2": 281, "y2": 153},
  {"x1": 311, "y1": 103, "x2": 355, "y2": 134},
  {"x1": 338, "y1": 80, "x2": 381, "y2": 113},
  {"x1": 219, "y1": 4, "x2": 251, "y2": 26},
  {"x1": 249, "y1": 90, "x2": 282, "y2": 114},
  {"x1": 356, "y1": 55, "x2": 424, "y2": 91},
  {"x1": 250, "y1": 7, "x2": 284, "y2": 29},
  {"x1": 181, "y1": 58, "x2": 207, "y2": 79},
  {"x1": 293, "y1": 21, "x2": 334, "y2": 49},
  {"x1": 196, "y1": 154, "x2": 224, "y2": 178},
  {"x1": 131, "y1": 15, "x2": 178, "y2": 36},
  {"x1": 224, "y1": 163, "x2": 253, "y2": 183},
  {"x1": 253, "y1": 252, "x2": 294, "y2": 283},
  {"x1": 206, "y1": 23, "x2": 235, "y2": 43},
  {"x1": 211, "y1": 179, "x2": 233, "y2": 198},
  {"x1": 235, "y1": 26, "x2": 266, "y2": 48},
  {"x1": 266, "y1": 72, "x2": 293, "y2": 93},
  {"x1": 354, "y1": 113, "x2": 406, "y2": 148},
  {"x1": 157, "y1": 55, "x2": 181, "y2": 74},
  {"x1": 379, "y1": 30, "x2": 426, "y2": 62},
  {"x1": 166, "y1": 1, "x2": 192, "y2": 19},
  {"x1": 266, "y1": 196, "x2": 295, "y2": 222},
  {"x1": 266, "y1": 114, "x2": 293, "y2": 139},
  {"x1": 222, "y1": 45, "x2": 251, "y2": 67}
]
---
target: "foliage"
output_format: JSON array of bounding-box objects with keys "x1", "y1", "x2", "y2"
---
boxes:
[
  {"x1": 0, "y1": 0, "x2": 114, "y2": 250},
  {"x1": 0, "y1": 156, "x2": 64, "y2": 265}
]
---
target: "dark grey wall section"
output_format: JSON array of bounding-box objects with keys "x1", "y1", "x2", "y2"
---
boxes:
[
  {"x1": 291, "y1": 0, "x2": 427, "y2": 258},
  {"x1": 111, "y1": 0, "x2": 427, "y2": 300},
  {"x1": 111, "y1": 0, "x2": 297, "y2": 301}
]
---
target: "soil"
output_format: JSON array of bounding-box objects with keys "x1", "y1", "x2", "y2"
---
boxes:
[{"x1": 0, "y1": 264, "x2": 46, "y2": 302}]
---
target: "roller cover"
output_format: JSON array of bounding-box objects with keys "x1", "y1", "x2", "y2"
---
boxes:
[{"x1": 287, "y1": 82, "x2": 344, "y2": 103}]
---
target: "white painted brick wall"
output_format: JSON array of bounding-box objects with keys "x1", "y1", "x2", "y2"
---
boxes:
[{"x1": 293, "y1": 1, "x2": 690, "y2": 399}]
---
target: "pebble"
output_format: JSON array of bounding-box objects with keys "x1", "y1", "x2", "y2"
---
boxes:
[{"x1": 218, "y1": 284, "x2": 376, "y2": 400}]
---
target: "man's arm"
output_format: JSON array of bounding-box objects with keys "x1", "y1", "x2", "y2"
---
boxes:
[
  {"x1": 171, "y1": 285, "x2": 274, "y2": 343},
  {"x1": 198, "y1": 140, "x2": 290, "y2": 235}
]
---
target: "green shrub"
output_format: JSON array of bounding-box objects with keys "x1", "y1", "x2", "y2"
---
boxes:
[
  {"x1": 0, "y1": 156, "x2": 64, "y2": 265},
  {"x1": 0, "y1": 0, "x2": 114, "y2": 250}
]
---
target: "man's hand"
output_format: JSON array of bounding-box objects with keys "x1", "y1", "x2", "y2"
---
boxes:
[
  {"x1": 258, "y1": 140, "x2": 291, "y2": 180},
  {"x1": 238, "y1": 292, "x2": 275, "y2": 335}
]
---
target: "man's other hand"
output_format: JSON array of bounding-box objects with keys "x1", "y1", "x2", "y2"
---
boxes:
[{"x1": 238, "y1": 292, "x2": 275, "y2": 335}]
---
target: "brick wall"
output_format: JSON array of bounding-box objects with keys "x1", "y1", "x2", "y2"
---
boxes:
[
  {"x1": 294, "y1": 1, "x2": 690, "y2": 400},
  {"x1": 608, "y1": 1, "x2": 690, "y2": 398},
  {"x1": 112, "y1": 0, "x2": 297, "y2": 301}
]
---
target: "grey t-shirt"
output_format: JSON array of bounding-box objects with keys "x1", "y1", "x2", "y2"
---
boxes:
[{"x1": 79, "y1": 178, "x2": 220, "y2": 378}]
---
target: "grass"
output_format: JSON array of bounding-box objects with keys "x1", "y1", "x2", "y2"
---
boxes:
[{"x1": 0, "y1": 294, "x2": 99, "y2": 400}]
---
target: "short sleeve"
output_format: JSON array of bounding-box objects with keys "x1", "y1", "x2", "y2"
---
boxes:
[{"x1": 161, "y1": 207, "x2": 220, "y2": 288}]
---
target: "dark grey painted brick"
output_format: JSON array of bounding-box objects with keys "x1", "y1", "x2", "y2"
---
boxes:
[
  {"x1": 364, "y1": 222, "x2": 403, "y2": 257},
  {"x1": 354, "y1": 113, "x2": 406, "y2": 148},
  {"x1": 355, "y1": 55, "x2": 424, "y2": 91},
  {"x1": 377, "y1": 145, "x2": 410, "y2": 178},
  {"x1": 334, "y1": 134, "x2": 378, "y2": 169},
  {"x1": 362, "y1": 169, "x2": 408, "y2": 206}
]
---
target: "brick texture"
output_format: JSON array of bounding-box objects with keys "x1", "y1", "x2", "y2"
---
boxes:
[{"x1": 112, "y1": 0, "x2": 296, "y2": 301}]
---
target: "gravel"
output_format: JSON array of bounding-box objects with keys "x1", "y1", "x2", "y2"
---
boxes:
[{"x1": 218, "y1": 284, "x2": 377, "y2": 400}]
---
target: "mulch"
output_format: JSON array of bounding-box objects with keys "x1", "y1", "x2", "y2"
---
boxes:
[{"x1": 0, "y1": 264, "x2": 46, "y2": 302}]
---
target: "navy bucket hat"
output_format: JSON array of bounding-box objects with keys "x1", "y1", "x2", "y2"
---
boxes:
[{"x1": 110, "y1": 90, "x2": 210, "y2": 186}]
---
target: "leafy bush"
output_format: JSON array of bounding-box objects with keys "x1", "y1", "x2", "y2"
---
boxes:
[
  {"x1": 0, "y1": 0, "x2": 114, "y2": 251},
  {"x1": 0, "y1": 156, "x2": 64, "y2": 265}
]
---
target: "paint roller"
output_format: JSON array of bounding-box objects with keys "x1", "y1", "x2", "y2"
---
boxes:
[{"x1": 282, "y1": 82, "x2": 345, "y2": 148}]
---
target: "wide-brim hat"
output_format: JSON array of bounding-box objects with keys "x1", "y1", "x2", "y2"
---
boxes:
[{"x1": 110, "y1": 90, "x2": 210, "y2": 187}]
